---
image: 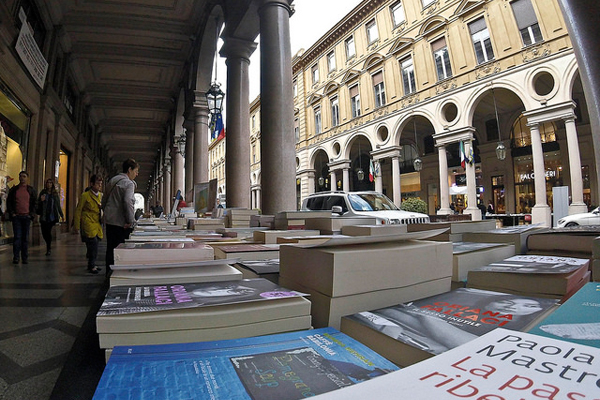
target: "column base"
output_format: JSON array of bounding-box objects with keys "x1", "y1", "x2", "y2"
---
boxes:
[
  {"x1": 463, "y1": 207, "x2": 482, "y2": 221},
  {"x1": 568, "y1": 202, "x2": 588, "y2": 215},
  {"x1": 531, "y1": 204, "x2": 552, "y2": 227},
  {"x1": 437, "y1": 208, "x2": 453, "y2": 215}
]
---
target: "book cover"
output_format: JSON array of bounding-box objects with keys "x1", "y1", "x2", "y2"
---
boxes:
[
  {"x1": 528, "y1": 282, "x2": 600, "y2": 348},
  {"x1": 93, "y1": 327, "x2": 398, "y2": 400},
  {"x1": 235, "y1": 259, "x2": 280, "y2": 275},
  {"x1": 341, "y1": 288, "x2": 557, "y2": 365},
  {"x1": 470, "y1": 254, "x2": 589, "y2": 274},
  {"x1": 310, "y1": 328, "x2": 600, "y2": 399},
  {"x1": 97, "y1": 278, "x2": 306, "y2": 316}
]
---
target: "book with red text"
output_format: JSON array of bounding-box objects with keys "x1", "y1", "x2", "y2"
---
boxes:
[
  {"x1": 310, "y1": 328, "x2": 600, "y2": 399},
  {"x1": 340, "y1": 288, "x2": 557, "y2": 367}
]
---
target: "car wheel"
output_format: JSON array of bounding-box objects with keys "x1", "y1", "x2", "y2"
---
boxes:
[{"x1": 565, "y1": 222, "x2": 579, "y2": 227}]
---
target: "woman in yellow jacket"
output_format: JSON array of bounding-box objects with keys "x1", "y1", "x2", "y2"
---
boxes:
[{"x1": 74, "y1": 175, "x2": 103, "y2": 274}]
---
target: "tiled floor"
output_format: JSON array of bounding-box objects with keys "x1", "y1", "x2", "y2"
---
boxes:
[{"x1": 0, "y1": 233, "x2": 108, "y2": 400}]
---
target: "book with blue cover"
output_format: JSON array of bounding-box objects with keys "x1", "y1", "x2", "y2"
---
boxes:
[
  {"x1": 92, "y1": 327, "x2": 399, "y2": 400},
  {"x1": 528, "y1": 282, "x2": 600, "y2": 348}
]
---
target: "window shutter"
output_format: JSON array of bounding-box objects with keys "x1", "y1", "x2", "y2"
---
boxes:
[{"x1": 511, "y1": 0, "x2": 538, "y2": 30}]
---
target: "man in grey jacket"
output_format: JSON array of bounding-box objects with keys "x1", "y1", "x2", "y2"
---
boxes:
[{"x1": 102, "y1": 158, "x2": 139, "y2": 276}]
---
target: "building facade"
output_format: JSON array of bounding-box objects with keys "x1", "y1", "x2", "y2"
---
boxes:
[{"x1": 251, "y1": 0, "x2": 594, "y2": 226}]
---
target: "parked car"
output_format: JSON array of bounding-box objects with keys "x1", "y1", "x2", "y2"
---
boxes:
[
  {"x1": 301, "y1": 191, "x2": 430, "y2": 225},
  {"x1": 556, "y1": 207, "x2": 600, "y2": 227}
]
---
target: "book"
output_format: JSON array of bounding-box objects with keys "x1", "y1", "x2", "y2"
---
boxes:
[
  {"x1": 467, "y1": 254, "x2": 590, "y2": 297},
  {"x1": 280, "y1": 276, "x2": 450, "y2": 330},
  {"x1": 340, "y1": 224, "x2": 407, "y2": 236},
  {"x1": 214, "y1": 243, "x2": 280, "y2": 261},
  {"x1": 97, "y1": 278, "x2": 306, "y2": 316},
  {"x1": 528, "y1": 282, "x2": 600, "y2": 348},
  {"x1": 526, "y1": 226, "x2": 600, "y2": 258},
  {"x1": 340, "y1": 288, "x2": 557, "y2": 367},
  {"x1": 234, "y1": 259, "x2": 280, "y2": 283},
  {"x1": 462, "y1": 226, "x2": 546, "y2": 254},
  {"x1": 279, "y1": 240, "x2": 452, "y2": 298},
  {"x1": 310, "y1": 328, "x2": 600, "y2": 399},
  {"x1": 304, "y1": 217, "x2": 378, "y2": 234},
  {"x1": 452, "y1": 241, "x2": 516, "y2": 282},
  {"x1": 93, "y1": 327, "x2": 399, "y2": 400},
  {"x1": 109, "y1": 263, "x2": 243, "y2": 286},
  {"x1": 113, "y1": 241, "x2": 214, "y2": 265},
  {"x1": 253, "y1": 229, "x2": 321, "y2": 244}
]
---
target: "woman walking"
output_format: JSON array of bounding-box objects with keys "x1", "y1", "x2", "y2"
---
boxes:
[
  {"x1": 74, "y1": 175, "x2": 103, "y2": 274},
  {"x1": 37, "y1": 179, "x2": 64, "y2": 256}
]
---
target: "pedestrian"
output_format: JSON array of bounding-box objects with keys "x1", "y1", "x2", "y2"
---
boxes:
[
  {"x1": 153, "y1": 203, "x2": 163, "y2": 217},
  {"x1": 74, "y1": 175, "x2": 103, "y2": 274},
  {"x1": 37, "y1": 179, "x2": 64, "y2": 255},
  {"x1": 6, "y1": 171, "x2": 37, "y2": 264},
  {"x1": 487, "y1": 200, "x2": 495, "y2": 215},
  {"x1": 102, "y1": 159, "x2": 139, "y2": 276}
]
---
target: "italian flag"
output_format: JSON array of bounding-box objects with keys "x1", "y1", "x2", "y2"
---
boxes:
[{"x1": 460, "y1": 141, "x2": 466, "y2": 169}]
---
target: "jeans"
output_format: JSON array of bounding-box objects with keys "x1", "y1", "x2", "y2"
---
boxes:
[
  {"x1": 105, "y1": 224, "x2": 132, "y2": 271},
  {"x1": 12, "y1": 215, "x2": 32, "y2": 261},
  {"x1": 40, "y1": 221, "x2": 56, "y2": 250},
  {"x1": 83, "y1": 236, "x2": 100, "y2": 269}
]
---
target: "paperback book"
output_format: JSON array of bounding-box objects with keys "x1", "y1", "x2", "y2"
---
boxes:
[
  {"x1": 341, "y1": 288, "x2": 557, "y2": 366},
  {"x1": 310, "y1": 328, "x2": 600, "y2": 399},
  {"x1": 97, "y1": 278, "x2": 306, "y2": 316},
  {"x1": 93, "y1": 327, "x2": 399, "y2": 400},
  {"x1": 528, "y1": 282, "x2": 600, "y2": 348}
]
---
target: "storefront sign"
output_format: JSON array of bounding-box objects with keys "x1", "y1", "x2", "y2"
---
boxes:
[
  {"x1": 518, "y1": 170, "x2": 556, "y2": 182},
  {"x1": 15, "y1": 20, "x2": 48, "y2": 88}
]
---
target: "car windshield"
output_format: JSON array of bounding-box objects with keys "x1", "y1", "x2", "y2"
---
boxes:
[{"x1": 347, "y1": 193, "x2": 399, "y2": 211}]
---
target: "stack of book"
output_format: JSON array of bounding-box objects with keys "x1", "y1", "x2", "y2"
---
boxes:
[
  {"x1": 462, "y1": 225, "x2": 546, "y2": 254},
  {"x1": 253, "y1": 229, "x2": 320, "y2": 244},
  {"x1": 187, "y1": 217, "x2": 225, "y2": 231},
  {"x1": 96, "y1": 278, "x2": 312, "y2": 354},
  {"x1": 340, "y1": 224, "x2": 407, "y2": 236},
  {"x1": 113, "y1": 241, "x2": 214, "y2": 265},
  {"x1": 467, "y1": 254, "x2": 591, "y2": 299},
  {"x1": 406, "y1": 219, "x2": 496, "y2": 242},
  {"x1": 304, "y1": 216, "x2": 378, "y2": 235},
  {"x1": 93, "y1": 327, "x2": 399, "y2": 399},
  {"x1": 110, "y1": 259, "x2": 243, "y2": 286},
  {"x1": 525, "y1": 226, "x2": 600, "y2": 261},
  {"x1": 308, "y1": 328, "x2": 600, "y2": 399},
  {"x1": 273, "y1": 210, "x2": 332, "y2": 230},
  {"x1": 233, "y1": 259, "x2": 280, "y2": 283},
  {"x1": 279, "y1": 231, "x2": 453, "y2": 329},
  {"x1": 213, "y1": 243, "x2": 280, "y2": 261},
  {"x1": 451, "y1": 241, "x2": 516, "y2": 285},
  {"x1": 340, "y1": 287, "x2": 557, "y2": 367},
  {"x1": 225, "y1": 208, "x2": 260, "y2": 228},
  {"x1": 249, "y1": 214, "x2": 274, "y2": 228},
  {"x1": 528, "y1": 282, "x2": 600, "y2": 348},
  {"x1": 277, "y1": 234, "x2": 340, "y2": 245}
]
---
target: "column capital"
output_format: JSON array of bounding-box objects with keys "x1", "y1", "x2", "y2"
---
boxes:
[
  {"x1": 220, "y1": 37, "x2": 258, "y2": 61},
  {"x1": 258, "y1": 0, "x2": 294, "y2": 15}
]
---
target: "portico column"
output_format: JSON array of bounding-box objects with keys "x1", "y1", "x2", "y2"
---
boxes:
[
  {"x1": 221, "y1": 38, "x2": 257, "y2": 208},
  {"x1": 437, "y1": 145, "x2": 452, "y2": 215},
  {"x1": 392, "y1": 156, "x2": 401, "y2": 207},
  {"x1": 529, "y1": 123, "x2": 552, "y2": 226},
  {"x1": 330, "y1": 170, "x2": 337, "y2": 191},
  {"x1": 342, "y1": 168, "x2": 350, "y2": 192},
  {"x1": 159, "y1": 174, "x2": 164, "y2": 211},
  {"x1": 564, "y1": 116, "x2": 587, "y2": 214},
  {"x1": 463, "y1": 140, "x2": 481, "y2": 220},
  {"x1": 163, "y1": 159, "x2": 171, "y2": 213},
  {"x1": 184, "y1": 123, "x2": 194, "y2": 195},
  {"x1": 307, "y1": 170, "x2": 316, "y2": 195},
  {"x1": 171, "y1": 145, "x2": 184, "y2": 198},
  {"x1": 193, "y1": 99, "x2": 210, "y2": 186},
  {"x1": 259, "y1": 0, "x2": 295, "y2": 214}
]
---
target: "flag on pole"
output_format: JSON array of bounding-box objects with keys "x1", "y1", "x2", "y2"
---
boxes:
[
  {"x1": 213, "y1": 112, "x2": 225, "y2": 141},
  {"x1": 460, "y1": 141, "x2": 466, "y2": 169},
  {"x1": 209, "y1": 113, "x2": 218, "y2": 141},
  {"x1": 369, "y1": 159, "x2": 375, "y2": 182},
  {"x1": 468, "y1": 146, "x2": 474, "y2": 165}
]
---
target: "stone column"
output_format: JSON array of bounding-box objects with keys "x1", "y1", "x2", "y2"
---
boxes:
[
  {"x1": 171, "y1": 145, "x2": 185, "y2": 199},
  {"x1": 193, "y1": 98, "x2": 210, "y2": 187},
  {"x1": 184, "y1": 123, "x2": 194, "y2": 195},
  {"x1": 529, "y1": 123, "x2": 551, "y2": 226},
  {"x1": 437, "y1": 145, "x2": 451, "y2": 215},
  {"x1": 307, "y1": 170, "x2": 316, "y2": 195},
  {"x1": 259, "y1": 0, "x2": 295, "y2": 214},
  {"x1": 330, "y1": 170, "x2": 337, "y2": 191},
  {"x1": 163, "y1": 159, "x2": 171, "y2": 213},
  {"x1": 159, "y1": 174, "x2": 164, "y2": 211},
  {"x1": 463, "y1": 140, "x2": 481, "y2": 220},
  {"x1": 342, "y1": 168, "x2": 350, "y2": 192},
  {"x1": 392, "y1": 156, "x2": 401, "y2": 207},
  {"x1": 221, "y1": 38, "x2": 257, "y2": 208},
  {"x1": 564, "y1": 116, "x2": 587, "y2": 214}
]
